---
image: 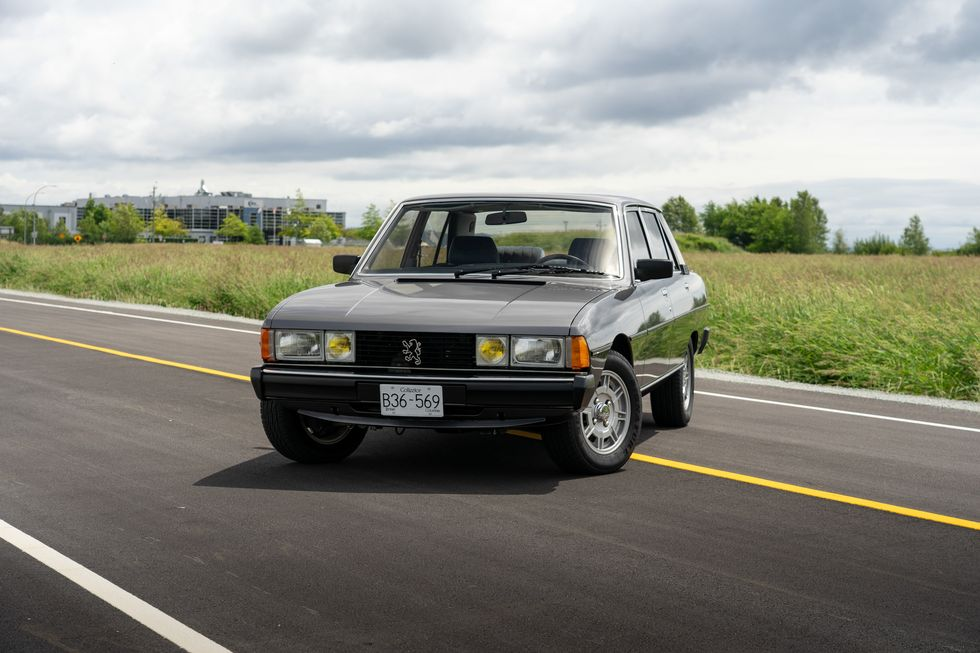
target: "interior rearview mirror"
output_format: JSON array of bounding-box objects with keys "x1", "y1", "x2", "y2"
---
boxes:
[
  {"x1": 333, "y1": 255, "x2": 360, "y2": 275},
  {"x1": 485, "y1": 211, "x2": 528, "y2": 225},
  {"x1": 635, "y1": 259, "x2": 673, "y2": 282}
]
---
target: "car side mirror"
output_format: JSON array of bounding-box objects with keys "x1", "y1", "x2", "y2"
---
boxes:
[
  {"x1": 635, "y1": 259, "x2": 673, "y2": 282},
  {"x1": 333, "y1": 255, "x2": 360, "y2": 275}
]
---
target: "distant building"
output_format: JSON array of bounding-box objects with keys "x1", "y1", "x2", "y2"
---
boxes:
[
  {"x1": 2, "y1": 181, "x2": 345, "y2": 244},
  {"x1": 0, "y1": 202, "x2": 77, "y2": 237},
  {"x1": 77, "y1": 181, "x2": 345, "y2": 243}
]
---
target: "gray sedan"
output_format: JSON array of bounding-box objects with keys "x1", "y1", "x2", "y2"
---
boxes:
[{"x1": 251, "y1": 194, "x2": 710, "y2": 474}]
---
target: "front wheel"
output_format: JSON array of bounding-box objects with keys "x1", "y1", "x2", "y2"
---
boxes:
[
  {"x1": 649, "y1": 343, "x2": 694, "y2": 427},
  {"x1": 260, "y1": 400, "x2": 367, "y2": 463},
  {"x1": 543, "y1": 351, "x2": 641, "y2": 474}
]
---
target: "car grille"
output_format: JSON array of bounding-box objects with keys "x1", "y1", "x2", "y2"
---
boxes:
[{"x1": 356, "y1": 332, "x2": 475, "y2": 369}]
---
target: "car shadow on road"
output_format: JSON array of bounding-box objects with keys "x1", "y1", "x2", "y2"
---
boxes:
[
  {"x1": 195, "y1": 429, "x2": 570, "y2": 496},
  {"x1": 635, "y1": 414, "x2": 660, "y2": 446}
]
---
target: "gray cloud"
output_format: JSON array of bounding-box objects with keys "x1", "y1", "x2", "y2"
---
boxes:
[
  {"x1": 326, "y1": 0, "x2": 477, "y2": 60},
  {"x1": 532, "y1": 1, "x2": 899, "y2": 90},
  {"x1": 0, "y1": 0, "x2": 51, "y2": 22},
  {"x1": 202, "y1": 121, "x2": 553, "y2": 162},
  {"x1": 515, "y1": 0, "x2": 904, "y2": 125},
  {"x1": 215, "y1": 0, "x2": 475, "y2": 62},
  {"x1": 913, "y1": 0, "x2": 980, "y2": 62},
  {"x1": 548, "y1": 67, "x2": 773, "y2": 125}
]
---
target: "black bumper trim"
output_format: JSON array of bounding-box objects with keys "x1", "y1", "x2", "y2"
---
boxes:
[
  {"x1": 251, "y1": 366, "x2": 596, "y2": 410},
  {"x1": 298, "y1": 410, "x2": 545, "y2": 430}
]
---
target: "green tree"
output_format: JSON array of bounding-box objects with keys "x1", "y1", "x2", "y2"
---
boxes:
[
  {"x1": 0, "y1": 209, "x2": 53, "y2": 244},
  {"x1": 697, "y1": 191, "x2": 829, "y2": 253},
  {"x1": 292, "y1": 188, "x2": 308, "y2": 215},
  {"x1": 152, "y1": 207, "x2": 188, "y2": 239},
  {"x1": 78, "y1": 198, "x2": 111, "y2": 243},
  {"x1": 660, "y1": 196, "x2": 700, "y2": 233},
  {"x1": 898, "y1": 214, "x2": 930, "y2": 255},
  {"x1": 831, "y1": 228, "x2": 848, "y2": 254},
  {"x1": 216, "y1": 214, "x2": 249, "y2": 241},
  {"x1": 105, "y1": 203, "x2": 145, "y2": 242},
  {"x1": 700, "y1": 201, "x2": 725, "y2": 237},
  {"x1": 0, "y1": 209, "x2": 27, "y2": 242},
  {"x1": 744, "y1": 197, "x2": 792, "y2": 253},
  {"x1": 853, "y1": 233, "x2": 900, "y2": 255},
  {"x1": 358, "y1": 203, "x2": 384, "y2": 240},
  {"x1": 51, "y1": 217, "x2": 70, "y2": 245},
  {"x1": 788, "y1": 190, "x2": 828, "y2": 253},
  {"x1": 708, "y1": 196, "x2": 791, "y2": 252},
  {"x1": 280, "y1": 213, "x2": 306, "y2": 240},
  {"x1": 281, "y1": 189, "x2": 313, "y2": 240},
  {"x1": 308, "y1": 216, "x2": 341, "y2": 242},
  {"x1": 957, "y1": 227, "x2": 980, "y2": 256},
  {"x1": 245, "y1": 225, "x2": 266, "y2": 245}
]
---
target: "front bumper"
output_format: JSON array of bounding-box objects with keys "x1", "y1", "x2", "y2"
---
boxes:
[{"x1": 250, "y1": 366, "x2": 596, "y2": 430}]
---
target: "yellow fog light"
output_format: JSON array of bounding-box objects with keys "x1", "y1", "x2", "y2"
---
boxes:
[
  {"x1": 325, "y1": 331, "x2": 355, "y2": 362},
  {"x1": 476, "y1": 335, "x2": 507, "y2": 366}
]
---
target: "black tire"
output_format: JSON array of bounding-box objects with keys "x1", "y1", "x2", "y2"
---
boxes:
[
  {"x1": 260, "y1": 400, "x2": 367, "y2": 463},
  {"x1": 543, "y1": 351, "x2": 641, "y2": 475},
  {"x1": 649, "y1": 343, "x2": 694, "y2": 427}
]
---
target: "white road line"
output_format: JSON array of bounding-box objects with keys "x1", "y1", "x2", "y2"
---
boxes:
[
  {"x1": 0, "y1": 518, "x2": 232, "y2": 653},
  {"x1": 695, "y1": 390, "x2": 980, "y2": 433},
  {"x1": 0, "y1": 297, "x2": 259, "y2": 335}
]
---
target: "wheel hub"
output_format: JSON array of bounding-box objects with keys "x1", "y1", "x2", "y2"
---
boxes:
[{"x1": 592, "y1": 399, "x2": 612, "y2": 428}]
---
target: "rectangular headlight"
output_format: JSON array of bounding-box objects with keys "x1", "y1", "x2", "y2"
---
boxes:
[
  {"x1": 476, "y1": 335, "x2": 508, "y2": 366},
  {"x1": 512, "y1": 337, "x2": 564, "y2": 367},
  {"x1": 325, "y1": 331, "x2": 355, "y2": 362},
  {"x1": 275, "y1": 330, "x2": 324, "y2": 361}
]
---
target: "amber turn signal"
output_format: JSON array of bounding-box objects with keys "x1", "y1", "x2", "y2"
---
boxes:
[
  {"x1": 260, "y1": 328, "x2": 274, "y2": 362},
  {"x1": 570, "y1": 335, "x2": 590, "y2": 371}
]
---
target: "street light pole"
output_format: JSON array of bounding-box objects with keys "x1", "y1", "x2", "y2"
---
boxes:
[{"x1": 24, "y1": 184, "x2": 56, "y2": 245}]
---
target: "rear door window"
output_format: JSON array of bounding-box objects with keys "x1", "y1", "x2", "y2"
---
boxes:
[
  {"x1": 640, "y1": 209, "x2": 672, "y2": 262},
  {"x1": 625, "y1": 210, "x2": 650, "y2": 268}
]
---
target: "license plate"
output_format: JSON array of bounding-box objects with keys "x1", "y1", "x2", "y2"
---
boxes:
[{"x1": 379, "y1": 384, "x2": 444, "y2": 417}]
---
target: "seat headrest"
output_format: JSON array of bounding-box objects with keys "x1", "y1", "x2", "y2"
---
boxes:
[
  {"x1": 568, "y1": 237, "x2": 611, "y2": 266},
  {"x1": 449, "y1": 235, "x2": 499, "y2": 266}
]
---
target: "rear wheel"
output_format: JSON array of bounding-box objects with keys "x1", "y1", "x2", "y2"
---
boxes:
[
  {"x1": 543, "y1": 351, "x2": 641, "y2": 474},
  {"x1": 649, "y1": 343, "x2": 694, "y2": 427},
  {"x1": 260, "y1": 400, "x2": 366, "y2": 463}
]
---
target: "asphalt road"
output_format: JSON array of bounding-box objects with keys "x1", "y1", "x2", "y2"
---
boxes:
[{"x1": 1, "y1": 291, "x2": 978, "y2": 652}]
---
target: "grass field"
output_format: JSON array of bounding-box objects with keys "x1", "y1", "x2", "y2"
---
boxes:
[{"x1": 1, "y1": 241, "x2": 977, "y2": 401}]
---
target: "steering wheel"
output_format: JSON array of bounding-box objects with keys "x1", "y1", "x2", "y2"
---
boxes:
[{"x1": 536, "y1": 253, "x2": 590, "y2": 267}]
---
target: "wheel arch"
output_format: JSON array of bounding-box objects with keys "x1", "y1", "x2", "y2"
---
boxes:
[{"x1": 610, "y1": 334, "x2": 633, "y2": 366}]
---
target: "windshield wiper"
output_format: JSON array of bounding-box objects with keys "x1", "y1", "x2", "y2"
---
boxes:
[{"x1": 454, "y1": 265, "x2": 610, "y2": 279}]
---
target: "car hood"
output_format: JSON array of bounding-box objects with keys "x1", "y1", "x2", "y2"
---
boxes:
[{"x1": 266, "y1": 278, "x2": 616, "y2": 334}]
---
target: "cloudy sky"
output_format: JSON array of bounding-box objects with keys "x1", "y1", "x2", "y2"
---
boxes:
[{"x1": 1, "y1": 0, "x2": 979, "y2": 247}]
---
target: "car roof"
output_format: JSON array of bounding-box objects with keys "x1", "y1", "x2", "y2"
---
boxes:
[{"x1": 400, "y1": 192, "x2": 657, "y2": 209}]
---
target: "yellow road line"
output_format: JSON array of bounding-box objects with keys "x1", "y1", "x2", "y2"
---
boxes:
[
  {"x1": 0, "y1": 327, "x2": 250, "y2": 382},
  {"x1": 3, "y1": 324, "x2": 977, "y2": 531},
  {"x1": 629, "y1": 452, "x2": 980, "y2": 531}
]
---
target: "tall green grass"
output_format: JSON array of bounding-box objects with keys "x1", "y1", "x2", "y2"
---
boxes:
[
  {"x1": 1, "y1": 241, "x2": 977, "y2": 400},
  {"x1": 0, "y1": 241, "x2": 353, "y2": 319},
  {"x1": 686, "y1": 252, "x2": 979, "y2": 401}
]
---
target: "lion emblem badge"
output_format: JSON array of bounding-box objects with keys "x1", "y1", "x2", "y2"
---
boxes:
[{"x1": 402, "y1": 338, "x2": 422, "y2": 366}]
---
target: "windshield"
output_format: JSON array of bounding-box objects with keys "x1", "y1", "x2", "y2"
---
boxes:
[{"x1": 360, "y1": 202, "x2": 622, "y2": 277}]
